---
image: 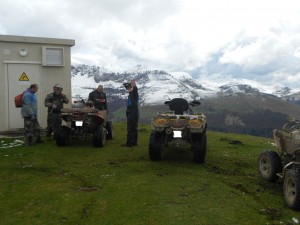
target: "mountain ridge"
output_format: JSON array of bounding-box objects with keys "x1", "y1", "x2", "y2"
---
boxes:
[
  {"x1": 71, "y1": 64, "x2": 300, "y2": 102},
  {"x1": 71, "y1": 64, "x2": 300, "y2": 137}
]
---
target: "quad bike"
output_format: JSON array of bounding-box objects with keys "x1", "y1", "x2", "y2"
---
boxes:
[
  {"x1": 258, "y1": 116, "x2": 300, "y2": 210},
  {"x1": 56, "y1": 107, "x2": 113, "y2": 147},
  {"x1": 149, "y1": 97, "x2": 207, "y2": 163}
]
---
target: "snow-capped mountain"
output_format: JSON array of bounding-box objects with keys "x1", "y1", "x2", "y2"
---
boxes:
[
  {"x1": 71, "y1": 64, "x2": 300, "y2": 138},
  {"x1": 71, "y1": 64, "x2": 300, "y2": 105},
  {"x1": 72, "y1": 64, "x2": 214, "y2": 105}
]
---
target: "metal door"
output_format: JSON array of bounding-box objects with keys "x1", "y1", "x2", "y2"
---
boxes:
[{"x1": 7, "y1": 64, "x2": 41, "y2": 129}]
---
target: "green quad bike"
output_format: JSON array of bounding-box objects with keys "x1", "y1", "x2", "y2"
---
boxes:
[
  {"x1": 56, "y1": 107, "x2": 114, "y2": 147},
  {"x1": 258, "y1": 117, "x2": 300, "y2": 210},
  {"x1": 149, "y1": 97, "x2": 207, "y2": 163}
]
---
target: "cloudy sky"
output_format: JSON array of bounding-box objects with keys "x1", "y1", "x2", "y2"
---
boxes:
[{"x1": 1, "y1": 0, "x2": 300, "y2": 87}]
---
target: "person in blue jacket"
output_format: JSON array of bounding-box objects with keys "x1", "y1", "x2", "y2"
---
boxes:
[
  {"x1": 121, "y1": 80, "x2": 139, "y2": 147},
  {"x1": 21, "y1": 83, "x2": 41, "y2": 146}
]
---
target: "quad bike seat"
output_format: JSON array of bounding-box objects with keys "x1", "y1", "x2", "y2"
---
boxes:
[{"x1": 169, "y1": 98, "x2": 189, "y2": 115}]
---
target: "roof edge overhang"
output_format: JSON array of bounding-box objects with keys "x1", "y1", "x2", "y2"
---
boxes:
[{"x1": 0, "y1": 34, "x2": 75, "y2": 46}]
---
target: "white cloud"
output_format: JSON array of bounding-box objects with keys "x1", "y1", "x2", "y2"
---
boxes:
[{"x1": 1, "y1": 0, "x2": 300, "y2": 87}]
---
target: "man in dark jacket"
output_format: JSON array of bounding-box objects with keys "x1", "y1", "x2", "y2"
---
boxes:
[
  {"x1": 44, "y1": 84, "x2": 69, "y2": 138},
  {"x1": 121, "y1": 80, "x2": 139, "y2": 147},
  {"x1": 21, "y1": 83, "x2": 41, "y2": 146},
  {"x1": 88, "y1": 85, "x2": 108, "y2": 110}
]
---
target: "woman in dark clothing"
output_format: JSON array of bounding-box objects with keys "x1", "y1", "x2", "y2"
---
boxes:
[{"x1": 121, "y1": 80, "x2": 139, "y2": 147}]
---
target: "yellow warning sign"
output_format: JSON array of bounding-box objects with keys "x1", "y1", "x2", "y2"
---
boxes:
[{"x1": 19, "y1": 72, "x2": 29, "y2": 81}]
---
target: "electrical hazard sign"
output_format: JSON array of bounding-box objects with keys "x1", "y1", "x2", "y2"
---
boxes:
[{"x1": 19, "y1": 72, "x2": 29, "y2": 81}]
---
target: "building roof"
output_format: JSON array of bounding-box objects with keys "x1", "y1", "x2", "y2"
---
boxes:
[{"x1": 0, "y1": 34, "x2": 75, "y2": 46}]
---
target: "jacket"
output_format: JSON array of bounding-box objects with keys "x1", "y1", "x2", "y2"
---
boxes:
[
  {"x1": 44, "y1": 93, "x2": 69, "y2": 113},
  {"x1": 127, "y1": 86, "x2": 139, "y2": 112},
  {"x1": 21, "y1": 88, "x2": 37, "y2": 118},
  {"x1": 88, "y1": 90, "x2": 107, "y2": 110}
]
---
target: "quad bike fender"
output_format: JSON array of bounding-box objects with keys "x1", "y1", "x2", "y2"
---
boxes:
[
  {"x1": 96, "y1": 110, "x2": 108, "y2": 122},
  {"x1": 151, "y1": 119, "x2": 168, "y2": 132},
  {"x1": 89, "y1": 110, "x2": 108, "y2": 126},
  {"x1": 189, "y1": 127, "x2": 206, "y2": 134},
  {"x1": 188, "y1": 122, "x2": 207, "y2": 134},
  {"x1": 151, "y1": 126, "x2": 166, "y2": 132}
]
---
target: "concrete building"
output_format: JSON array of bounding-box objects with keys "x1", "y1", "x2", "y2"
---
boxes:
[{"x1": 0, "y1": 35, "x2": 75, "y2": 132}]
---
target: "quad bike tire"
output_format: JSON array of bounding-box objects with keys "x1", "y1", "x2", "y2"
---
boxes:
[
  {"x1": 258, "y1": 150, "x2": 282, "y2": 182},
  {"x1": 283, "y1": 169, "x2": 300, "y2": 211},
  {"x1": 93, "y1": 126, "x2": 106, "y2": 147},
  {"x1": 106, "y1": 121, "x2": 114, "y2": 140},
  {"x1": 149, "y1": 131, "x2": 164, "y2": 161},
  {"x1": 192, "y1": 133, "x2": 207, "y2": 164},
  {"x1": 56, "y1": 126, "x2": 71, "y2": 146}
]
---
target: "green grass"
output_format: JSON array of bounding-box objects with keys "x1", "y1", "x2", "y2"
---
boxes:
[{"x1": 0, "y1": 123, "x2": 299, "y2": 225}]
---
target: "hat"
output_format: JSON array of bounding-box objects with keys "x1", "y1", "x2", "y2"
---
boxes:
[{"x1": 53, "y1": 84, "x2": 63, "y2": 90}]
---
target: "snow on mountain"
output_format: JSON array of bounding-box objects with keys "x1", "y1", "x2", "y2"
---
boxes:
[
  {"x1": 209, "y1": 78, "x2": 300, "y2": 97},
  {"x1": 169, "y1": 71, "x2": 193, "y2": 80},
  {"x1": 125, "y1": 64, "x2": 148, "y2": 74},
  {"x1": 140, "y1": 72, "x2": 209, "y2": 105},
  {"x1": 71, "y1": 73, "x2": 125, "y2": 100},
  {"x1": 72, "y1": 73, "x2": 95, "y2": 97},
  {"x1": 71, "y1": 64, "x2": 300, "y2": 105}
]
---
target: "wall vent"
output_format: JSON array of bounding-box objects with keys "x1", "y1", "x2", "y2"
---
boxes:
[{"x1": 42, "y1": 46, "x2": 64, "y2": 66}]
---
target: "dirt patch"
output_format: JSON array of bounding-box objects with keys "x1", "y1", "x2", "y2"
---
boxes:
[
  {"x1": 207, "y1": 165, "x2": 245, "y2": 176},
  {"x1": 78, "y1": 186, "x2": 100, "y2": 192},
  {"x1": 220, "y1": 137, "x2": 243, "y2": 145},
  {"x1": 139, "y1": 128, "x2": 149, "y2": 133},
  {"x1": 107, "y1": 159, "x2": 128, "y2": 167},
  {"x1": 259, "y1": 207, "x2": 282, "y2": 220},
  {"x1": 231, "y1": 183, "x2": 251, "y2": 195},
  {"x1": 229, "y1": 140, "x2": 243, "y2": 145}
]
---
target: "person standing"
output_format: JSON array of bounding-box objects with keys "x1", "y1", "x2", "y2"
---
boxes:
[
  {"x1": 121, "y1": 80, "x2": 139, "y2": 147},
  {"x1": 88, "y1": 85, "x2": 108, "y2": 111},
  {"x1": 44, "y1": 84, "x2": 69, "y2": 138},
  {"x1": 21, "y1": 83, "x2": 41, "y2": 146}
]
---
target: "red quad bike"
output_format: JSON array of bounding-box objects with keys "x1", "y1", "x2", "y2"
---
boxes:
[
  {"x1": 258, "y1": 117, "x2": 300, "y2": 211},
  {"x1": 56, "y1": 108, "x2": 113, "y2": 147},
  {"x1": 149, "y1": 98, "x2": 207, "y2": 163}
]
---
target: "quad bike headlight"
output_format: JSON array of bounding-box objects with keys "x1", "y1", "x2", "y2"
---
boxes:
[{"x1": 154, "y1": 118, "x2": 168, "y2": 126}]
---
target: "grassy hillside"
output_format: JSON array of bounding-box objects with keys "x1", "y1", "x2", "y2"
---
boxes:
[{"x1": 0, "y1": 123, "x2": 299, "y2": 225}]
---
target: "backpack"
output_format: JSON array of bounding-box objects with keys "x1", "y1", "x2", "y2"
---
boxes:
[{"x1": 14, "y1": 93, "x2": 24, "y2": 108}]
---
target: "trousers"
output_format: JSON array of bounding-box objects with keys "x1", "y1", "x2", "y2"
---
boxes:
[
  {"x1": 126, "y1": 109, "x2": 139, "y2": 145},
  {"x1": 24, "y1": 117, "x2": 40, "y2": 145},
  {"x1": 46, "y1": 113, "x2": 62, "y2": 136}
]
